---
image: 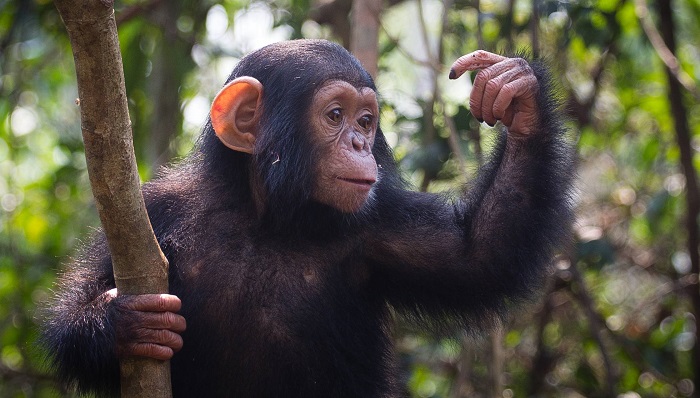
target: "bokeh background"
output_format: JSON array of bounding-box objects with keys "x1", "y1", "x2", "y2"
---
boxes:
[{"x1": 1, "y1": 0, "x2": 700, "y2": 396}]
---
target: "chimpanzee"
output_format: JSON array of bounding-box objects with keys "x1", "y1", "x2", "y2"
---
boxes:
[{"x1": 41, "y1": 39, "x2": 574, "y2": 397}]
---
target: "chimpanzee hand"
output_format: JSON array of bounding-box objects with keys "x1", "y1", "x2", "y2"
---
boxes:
[
  {"x1": 449, "y1": 50, "x2": 540, "y2": 136},
  {"x1": 101, "y1": 288, "x2": 186, "y2": 361}
]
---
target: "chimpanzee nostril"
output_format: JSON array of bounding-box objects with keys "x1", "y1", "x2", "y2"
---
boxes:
[{"x1": 352, "y1": 134, "x2": 365, "y2": 151}]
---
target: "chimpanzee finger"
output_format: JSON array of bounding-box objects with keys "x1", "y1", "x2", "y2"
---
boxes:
[
  {"x1": 448, "y1": 50, "x2": 507, "y2": 80},
  {"x1": 502, "y1": 107, "x2": 515, "y2": 128},
  {"x1": 492, "y1": 75, "x2": 538, "y2": 116},
  {"x1": 493, "y1": 75, "x2": 538, "y2": 113},
  {"x1": 480, "y1": 65, "x2": 526, "y2": 125},
  {"x1": 122, "y1": 342, "x2": 176, "y2": 361},
  {"x1": 469, "y1": 70, "x2": 487, "y2": 122},
  {"x1": 103, "y1": 288, "x2": 118, "y2": 300},
  {"x1": 135, "y1": 310, "x2": 187, "y2": 333},
  {"x1": 493, "y1": 75, "x2": 539, "y2": 134},
  {"x1": 468, "y1": 58, "x2": 523, "y2": 123},
  {"x1": 136, "y1": 328, "x2": 184, "y2": 352},
  {"x1": 119, "y1": 294, "x2": 182, "y2": 313}
]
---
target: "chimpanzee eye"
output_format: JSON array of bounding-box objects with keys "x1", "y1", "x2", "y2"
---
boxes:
[
  {"x1": 327, "y1": 108, "x2": 343, "y2": 124},
  {"x1": 358, "y1": 115, "x2": 374, "y2": 130}
]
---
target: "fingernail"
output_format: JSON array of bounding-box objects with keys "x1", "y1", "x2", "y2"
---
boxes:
[{"x1": 449, "y1": 69, "x2": 457, "y2": 79}]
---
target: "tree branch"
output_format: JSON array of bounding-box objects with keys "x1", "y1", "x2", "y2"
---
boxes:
[
  {"x1": 115, "y1": 0, "x2": 164, "y2": 26},
  {"x1": 655, "y1": 0, "x2": 700, "y2": 387},
  {"x1": 634, "y1": 0, "x2": 699, "y2": 100},
  {"x1": 568, "y1": 263, "x2": 617, "y2": 396},
  {"x1": 53, "y1": 0, "x2": 171, "y2": 396},
  {"x1": 350, "y1": 0, "x2": 382, "y2": 78}
]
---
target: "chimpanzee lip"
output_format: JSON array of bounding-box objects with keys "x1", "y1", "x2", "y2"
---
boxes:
[{"x1": 337, "y1": 177, "x2": 376, "y2": 187}]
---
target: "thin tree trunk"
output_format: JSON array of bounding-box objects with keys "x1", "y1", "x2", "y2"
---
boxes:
[
  {"x1": 530, "y1": 0, "x2": 539, "y2": 57},
  {"x1": 450, "y1": 336, "x2": 475, "y2": 397},
  {"x1": 475, "y1": 0, "x2": 484, "y2": 49},
  {"x1": 503, "y1": 0, "x2": 515, "y2": 53},
  {"x1": 569, "y1": 263, "x2": 617, "y2": 395},
  {"x1": 53, "y1": 1, "x2": 171, "y2": 397},
  {"x1": 416, "y1": 0, "x2": 439, "y2": 192},
  {"x1": 350, "y1": 0, "x2": 382, "y2": 79},
  {"x1": 147, "y1": 3, "x2": 184, "y2": 170},
  {"x1": 528, "y1": 290, "x2": 554, "y2": 395},
  {"x1": 656, "y1": 0, "x2": 700, "y2": 389},
  {"x1": 489, "y1": 330, "x2": 504, "y2": 397}
]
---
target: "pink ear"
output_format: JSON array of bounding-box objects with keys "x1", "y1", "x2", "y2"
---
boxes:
[{"x1": 210, "y1": 77, "x2": 264, "y2": 154}]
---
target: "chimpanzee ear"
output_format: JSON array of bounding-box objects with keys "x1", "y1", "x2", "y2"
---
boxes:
[{"x1": 210, "y1": 76, "x2": 263, "y2": 154}]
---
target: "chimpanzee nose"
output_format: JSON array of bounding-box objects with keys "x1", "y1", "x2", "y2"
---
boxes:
[{"x1": 352, "y1": 134, "x2": 366, "y2": 151}]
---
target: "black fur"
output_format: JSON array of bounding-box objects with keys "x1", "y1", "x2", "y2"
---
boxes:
[{"x1": 41, "y1": 39, "x2": 575, "y2": 397}]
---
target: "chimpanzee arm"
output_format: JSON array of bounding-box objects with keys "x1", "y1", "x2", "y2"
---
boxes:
[
  {"x1": 40, "y1": 234, "x2": 122, "y2": 395},
  {"x1": 41, "y1": 191, "x2": 186, "y2": 395},
  {"x1": 366, "y1": 56, "x2": 575, "y2": 332}
]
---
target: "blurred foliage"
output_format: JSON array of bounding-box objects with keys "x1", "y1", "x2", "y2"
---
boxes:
[{"x1": 1, "y1": 0, "x2": 699, "y2": 396}]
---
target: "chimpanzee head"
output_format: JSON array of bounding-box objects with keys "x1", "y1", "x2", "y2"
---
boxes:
[{"x1": 200, "y1": 39, "x2": 398, "y2": 231}]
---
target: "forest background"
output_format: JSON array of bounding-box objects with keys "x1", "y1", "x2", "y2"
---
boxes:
[{"x1": 1, "y1": 0, "x2": 699, "y2": 396}]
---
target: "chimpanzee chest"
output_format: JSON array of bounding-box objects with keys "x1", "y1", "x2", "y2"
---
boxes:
[{"x1": 170, "y1": 238, "x2": 399, "y2": 397}]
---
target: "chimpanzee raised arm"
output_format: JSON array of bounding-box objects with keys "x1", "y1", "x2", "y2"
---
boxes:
[{"x1": 367, "y1": 51, "x2": 573, "y2": 332}]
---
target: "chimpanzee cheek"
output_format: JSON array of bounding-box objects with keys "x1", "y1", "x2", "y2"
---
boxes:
[{"x1": 311, "y1": 145, "x2": 376, "y2": 213}]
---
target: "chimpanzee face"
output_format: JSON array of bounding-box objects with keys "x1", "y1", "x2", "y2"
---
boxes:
[
  {"x1": 210, "y1": 75, "x2": 380, "y2": 215},
  {"x1": 308, "y1": 80, "x2": 379, "y2": 213}
]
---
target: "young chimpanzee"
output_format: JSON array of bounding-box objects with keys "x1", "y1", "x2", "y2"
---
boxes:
[{"x1": 42, "y1": 39, "x2": 574, "y2": 397}]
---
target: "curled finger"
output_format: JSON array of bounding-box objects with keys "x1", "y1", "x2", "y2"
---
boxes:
[
  {"x1": 122, "y1": 294, "x2": 182, "y2": 313},
  {"x1": 469, "y1": 69, "x2": 488, "y2": 122},
  {"x1": 137, "y1": 311, "x2": 187, "y2": 332},
  {"x1": 483, "y1": 67, "x2": 528, "y2": 123},
  {"x1": 449, "y1": 50, "x2": 507, "y2": 80},
  {"x1": 123, "y1": 342, "x2": 175, "y2": 361},
  {"x1": 138, "y1": 328, "x2": 184, "y2": 352}
]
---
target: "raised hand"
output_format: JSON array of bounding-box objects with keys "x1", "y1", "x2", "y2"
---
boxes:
[
  {"x1": 102, "y1": 289, "x2": 187, "y2": 361},
  {"x1": 449, "y1": 50, "x2": 540, "y2": 136}
]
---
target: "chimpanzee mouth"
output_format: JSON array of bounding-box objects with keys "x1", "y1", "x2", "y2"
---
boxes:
[{"x1": 337, "y1": 177, "x2": 376, "y2": 188}]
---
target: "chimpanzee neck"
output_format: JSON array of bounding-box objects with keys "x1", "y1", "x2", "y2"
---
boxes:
[{"x1": 255, "y1": 200, "x2": 367, "y2": 241}]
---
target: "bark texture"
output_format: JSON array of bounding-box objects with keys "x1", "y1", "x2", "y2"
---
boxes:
[
  {"x1": 53, "y1": 0, "x2": 171, "y2": 396},
  {"x1": 350, "y1": 0, "x2": 381, "y2": 79}
]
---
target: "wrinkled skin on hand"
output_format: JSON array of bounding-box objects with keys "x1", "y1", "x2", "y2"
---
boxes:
[
  {"x1": 102, "y1": 289, "x2": 186, "y2": 361},
  {"x1": 449, "y1": 50, "x2": 540, "y2": 137}
]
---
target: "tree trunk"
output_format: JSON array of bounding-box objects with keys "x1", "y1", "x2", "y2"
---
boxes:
[
  {"x1": 656, "y1": 0, "x2": 700, "y2": 389},
  {"x1": 350, "y1": 0, "x2": 382, "y2": 79},
  {"x1": 530, "y1": 0, "x2": 540, "y2": 57},
  {"x1": 488, "y1": 330, "x2": 504, "y2": 397},
  {"x1": 53, "y1": 1, "x2": 172, "y2": 396}
]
